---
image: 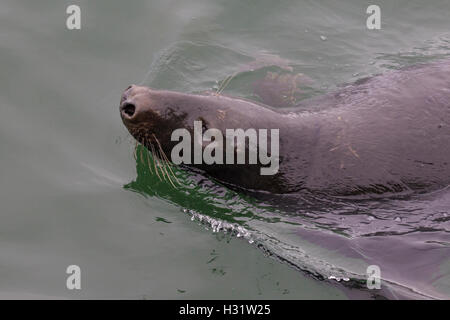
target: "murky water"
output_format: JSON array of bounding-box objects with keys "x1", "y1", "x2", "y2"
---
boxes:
[{"x1": 1, "y1": 0, "x2": 449, "y2": 299}]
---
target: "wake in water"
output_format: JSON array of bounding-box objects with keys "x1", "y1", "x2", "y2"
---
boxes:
[{"x1": 126, "y1": 144, "x2": 449, "y2": 299}]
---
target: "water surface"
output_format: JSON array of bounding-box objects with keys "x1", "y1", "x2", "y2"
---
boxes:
[{"x1": 1, "y1": 0, "x2": 449, "y2": 299}]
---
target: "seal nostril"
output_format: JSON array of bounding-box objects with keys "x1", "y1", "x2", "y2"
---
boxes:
[{"x1": 122, "y1": 103, "x2": 136, "y2": 118}]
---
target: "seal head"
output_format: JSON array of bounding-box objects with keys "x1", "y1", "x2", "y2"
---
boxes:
[{"x1": 120, "y1": 84, "x2": 286, "y2": 192}]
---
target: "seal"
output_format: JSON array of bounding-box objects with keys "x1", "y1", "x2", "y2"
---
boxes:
[{"x1": 120, "y1": 59, "x2": 450, "y2": 198}]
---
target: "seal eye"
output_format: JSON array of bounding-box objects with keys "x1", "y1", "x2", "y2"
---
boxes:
[{"x1": 197, "y1": 117, "x2": 209, "y2": 131}]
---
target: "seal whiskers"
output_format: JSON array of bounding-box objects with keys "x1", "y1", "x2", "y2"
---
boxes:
[
  {"x1": 133, "y1": 141, "x2": 138, "y2": 161},
  {"x1": 153, "y1": 133, "x2": 181, "y2": 187},
  {"x1": 155, "y1": 149, "x2": 168, "y2": 183},
  {"x1": 157, "y1": 148, "x2": 178, "y2": 188},
  {"x1": 129, "y1": 131, "x2": 178, "y2": 186},
  {"x1": 145, "y1": 146, "x2": 154, "y2": 175},
  {"x1": 216, "y1": 72, "x2": 236, "y2": 95},
  {"x1": 150, "y1": 143, "x2": 163, "y2": 182}
]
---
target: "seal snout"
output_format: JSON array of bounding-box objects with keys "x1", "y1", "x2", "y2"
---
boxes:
[{"x1": 120, "y1": 84, "x2": 142, "y2": 122}]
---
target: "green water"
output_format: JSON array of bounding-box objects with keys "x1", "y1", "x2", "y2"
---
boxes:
[{"x1": 1, "y1": 0, "x2": 449, "y2": 299}]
